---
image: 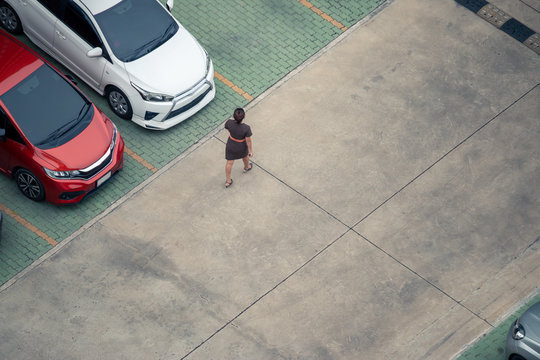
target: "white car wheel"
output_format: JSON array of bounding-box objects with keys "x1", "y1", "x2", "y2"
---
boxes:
[
  {"x1": 0, "y1": 2, "x2": 22, "y2": 34},
  {"x1": 107, "y1": 86, "x2": 133, "y2": 120}
]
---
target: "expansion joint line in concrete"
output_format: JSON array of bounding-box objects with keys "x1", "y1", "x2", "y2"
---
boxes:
[
  {"x1": 182, "y1": 135, "x2": 354, "y2": 360},
  {"x1": 200, "y1": 84, "x2": 539, "y2": 359},
  {"x1": 0, "y1": 203, "x2": 57, "y2": 246},
  {"x1": 208, "y1": 140, "x2": 494, "y2": 336},
  {"x1": 181, "y1": 228, "x2": 352, "y2": 360},
  {"x1": 183, "y1": 145, "x2": 488, "y2": 357},
  {"x1": 204, "y1": 138, "x2": 489, "y2": 357},
  {"x1": 352, "y1": 82, "x2": 540, "y2": 229},
  {"x1": 347, "y1": 82, "x2": 539, "y2": 328},
  {"x1": 212, "y1": 135, "x2": 349, "y2": 229},
  {"x1": 214, "y1": 71, "x2": 254, "y2": 101},
  {"x1": 353, "y1": 229, "x2": 494, "y2": 328},
  {"x1": 518, "y1": 0, "x2": 540, "y2": 14},
  {"x1": 296, "y1": 0, "x2": 348, "y2": 31}
]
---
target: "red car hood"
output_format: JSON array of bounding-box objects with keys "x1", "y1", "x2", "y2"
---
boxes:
[{"x1": 38, "y1": 110, "x2": 112, "y2": 170}]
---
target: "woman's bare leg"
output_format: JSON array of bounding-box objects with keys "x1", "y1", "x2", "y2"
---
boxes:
[
  {"x1": 225, "y1": 160, "x2": 234, "y2": 184},
  {"x1": 242, "y1": 156, "x2": 251, "y2": 171}
]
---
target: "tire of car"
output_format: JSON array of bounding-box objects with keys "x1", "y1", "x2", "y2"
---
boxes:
[
  {"x1": 15, "y1": 168, "x2": 45, "y2": 202},
  {"x1": 0, "y1": 1, "x2": 22, "y2": 34},
  {"x1": 510, "y1": 355, "x2": 526, "y2": 360},
  {"x1": 106, "y1": 86, "x2": 133, "y2": 120}
]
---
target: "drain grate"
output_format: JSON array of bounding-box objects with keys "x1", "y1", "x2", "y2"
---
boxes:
[
  {"x1": 499, "y1": 18, "x2": 535, "y2": 42},
  {"x1": 477, "y1": 4, "x2": 510, "y2": 28},
  {"x1": 455, "y1": 0, "x2": 489, "y2": 13},
  {"x1": 456, "y1": 0, "x2": 540, "y2": 55},
  {"x1": 524, "y1": 33, "x2": 540, "y2": 54}
]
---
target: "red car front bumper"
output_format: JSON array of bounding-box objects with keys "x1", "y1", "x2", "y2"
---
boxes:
[{"x1": 41, "y1": 134, "x2": 125, "y2": 205}]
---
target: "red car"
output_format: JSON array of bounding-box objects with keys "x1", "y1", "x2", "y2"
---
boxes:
[{"x1": 0, "y1": 29, "x2": 124, "y2": 205}]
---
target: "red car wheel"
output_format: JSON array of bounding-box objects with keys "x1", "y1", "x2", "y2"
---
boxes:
[{"x1": 15, "y1": 168, "x2": 45, "y2": 202}]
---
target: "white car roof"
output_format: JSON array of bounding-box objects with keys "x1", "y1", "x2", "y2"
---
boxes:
[{"x1": 79, "y1": 0, "x2": 123, "y2": 15}]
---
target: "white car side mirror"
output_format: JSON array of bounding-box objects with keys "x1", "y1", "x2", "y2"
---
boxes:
[
  {"x1": 87, "y1": 47, "x2": 103, "y2": 58},
  {"x1": 166, "y1": 0, "x2": 174, "y2": 11}
]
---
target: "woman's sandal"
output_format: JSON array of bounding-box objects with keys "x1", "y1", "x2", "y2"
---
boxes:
[
  {"x1": 225, "y1": 179, "x2": 233, "y2": 188},
  {"x1": 243, "y1": 164, "x2": 253, "y2": 173}
]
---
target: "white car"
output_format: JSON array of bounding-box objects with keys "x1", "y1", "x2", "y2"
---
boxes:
[{"x1": 0, "y1": 0, "x2": 215, "y2": 130}]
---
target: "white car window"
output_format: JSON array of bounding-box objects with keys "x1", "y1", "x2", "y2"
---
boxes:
[
  {"x1": 61, "y1": 1, "x2": 102, "y2": 49},
  {"x1": 36, "y1": 0, "x2": 62, "y2": 17}
]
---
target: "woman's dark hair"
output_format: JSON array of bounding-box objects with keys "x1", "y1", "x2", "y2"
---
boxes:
[{"x1": 233, "y1": 108, "x2": 245, "y2": 123}]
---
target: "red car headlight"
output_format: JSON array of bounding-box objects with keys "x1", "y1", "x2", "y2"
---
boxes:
[{"x1": 43, "y1": 167, "x2": 82, "y2": 179}]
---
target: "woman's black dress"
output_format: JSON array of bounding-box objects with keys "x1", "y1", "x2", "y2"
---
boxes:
[{"x1": 225, "y1": 119, "x2": 252, "y2": 160}]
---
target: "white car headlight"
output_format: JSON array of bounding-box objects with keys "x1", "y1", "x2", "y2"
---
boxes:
[
  {"x1": 131, "y1": 82, "x2": 174, "y2": 102},
  {"x1": 512, "y1": 320, "x2": 525, "y2": 340},
  {"x1": 44, "y1": 167, "x2": 81, "y2": 179}
]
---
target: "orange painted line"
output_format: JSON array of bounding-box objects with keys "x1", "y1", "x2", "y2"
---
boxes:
[
  {"x1": 297, "y1": 0, "x2": 348, "y2": 31},
  {"x1": 124, "y1": 146, "x2": 157, "y2": 173},
  {"x1": 0, "y1": 203, "x2": 58, "y2": 246},
  {"x1": 214, "y1": 71, "x2": 254, "y2": 102}
]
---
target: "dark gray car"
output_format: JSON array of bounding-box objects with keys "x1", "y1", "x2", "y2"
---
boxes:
[{"x1": 505, "y1": 300, "x2": 540, "y2": 360}]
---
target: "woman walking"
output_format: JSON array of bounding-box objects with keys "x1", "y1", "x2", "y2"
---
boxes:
[{"x1": 224, "y1": 108, "x2": 253, "y2": 188}]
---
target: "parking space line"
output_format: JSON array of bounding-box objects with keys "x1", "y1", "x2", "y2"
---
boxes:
[
  {"x1": 0, "y1": 203, "x2": 57, "y2": 246},
  {"x1": 124, "y1": 147, "x2": 158, "y2": 173},
  {"x1": 296, "y1": 0, "x2": 348, "y2": 31},
  {"x1": 214, "y1": 71, "x2": 254, "y2": 101}
]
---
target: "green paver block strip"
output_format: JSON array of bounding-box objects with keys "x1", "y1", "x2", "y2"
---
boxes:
[
  {"x1": 457, "y1": 293, "x2": 540, "y2": 360},
  {"x1": 0, "y1": 0, "x2": 387, "y2": 285},
  {"x1": 170, "y1": 0, "x2": 342, "y2": 97},
  {"x1": 0, "y1": 216, "x2": 53, "y2": 285},
  {"x1": 308, "y1": 0, "x2": 386, "y2": 28}
]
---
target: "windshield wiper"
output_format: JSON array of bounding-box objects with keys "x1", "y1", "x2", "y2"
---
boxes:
[
  {"x1": 157, "y1": 21, "x2": 176, "y2": 47},
  {"x1": 125, "y1": 37, "x2": 161, "y2": 62},
  {"x1": 124, "y1": 22, "x2": 176, "y2": 62},
  {"x1": 35, "y1": 102, "x2": 90, "y2": 147}
]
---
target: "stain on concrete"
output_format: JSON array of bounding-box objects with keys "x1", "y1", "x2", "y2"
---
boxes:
[
  {"x1": 398, "y1": 278, "x2": 426, "y2": 305},
  {"x1": 420, "y1": 330, "x2": 456, "y2": 359}
]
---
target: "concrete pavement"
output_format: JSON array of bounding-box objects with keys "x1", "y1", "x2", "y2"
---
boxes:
[
  {"x1": 0, "y1": 0, "x2": 539, "y2": 359},
  {"x1": 1, "y1": 0, "x2": 386, "y2": 283}
]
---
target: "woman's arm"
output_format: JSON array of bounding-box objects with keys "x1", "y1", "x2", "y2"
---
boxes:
[{"x1": 246, "y1": 136, "x2": 253, "y2": 157}]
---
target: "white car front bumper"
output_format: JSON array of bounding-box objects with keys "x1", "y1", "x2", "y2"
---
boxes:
[{"x1": 131, "y1": 65, "x2": 216, "y2": 130}]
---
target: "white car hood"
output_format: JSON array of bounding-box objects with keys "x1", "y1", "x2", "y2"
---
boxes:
[{"x1": 124, "y1": 30, "x2": 207, "y2": 96}]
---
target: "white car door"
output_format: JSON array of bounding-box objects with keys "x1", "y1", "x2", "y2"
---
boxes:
[
  {"x1": 10, "y1": 0, "x2": 58, "y2": 51},
  {"x1": 52, "y1": 1, "x2": 107, "y2": 92}
]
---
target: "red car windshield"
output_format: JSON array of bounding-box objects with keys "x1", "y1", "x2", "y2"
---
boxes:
[{"x1": 1, "y1": 64, "x2": 93, "y2": 149}]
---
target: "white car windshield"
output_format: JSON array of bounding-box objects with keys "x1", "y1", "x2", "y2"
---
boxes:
[{"x1": 95, "y1": 0, "x2": 179, "y2": 62}]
